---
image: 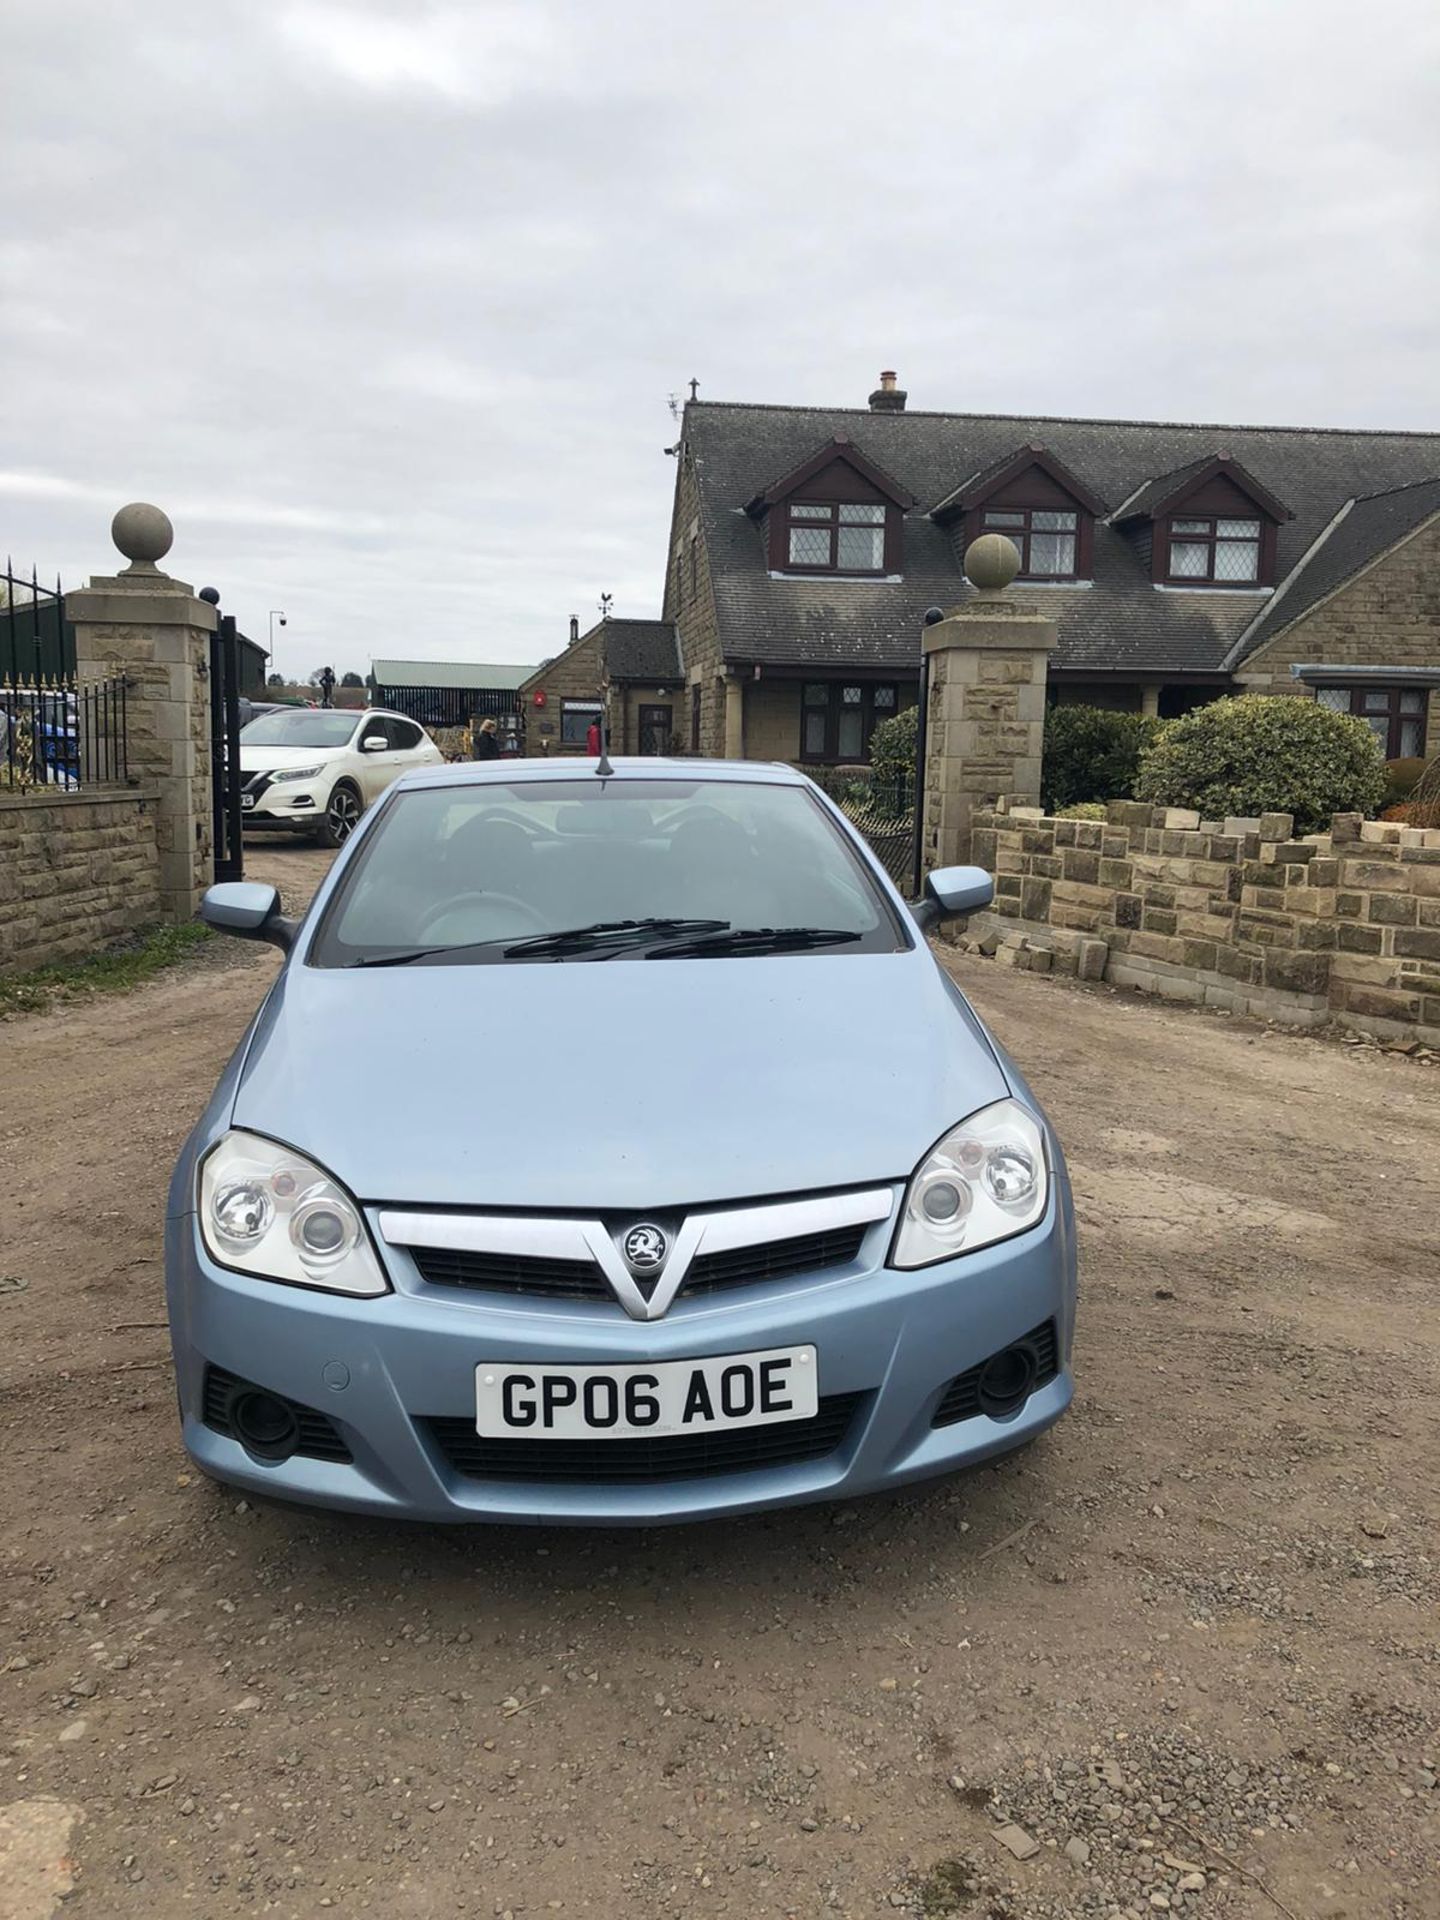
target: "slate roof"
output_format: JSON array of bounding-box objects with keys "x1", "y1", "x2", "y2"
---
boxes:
[
  {"x1": 371, "y1": 658, "x2": 535, "y2": 690},
  {"x1": 601, "y1": 618, "x2": 683, "y2": 683},
  {"x1": 684, "y1": 401, "x2": 1440, "y2": 675},
  {"x1": 1232, "y1": 477, "x2": 1440, "y2": 662},
  {"x1": 1108, "y1": 454, "x2": 1228, "y2": 522}
]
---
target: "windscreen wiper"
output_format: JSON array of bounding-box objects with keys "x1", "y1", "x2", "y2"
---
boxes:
[
  {"x1": 645, "y1": 925, "x2": 863, "y2": 959},
  {"x1": 349, "y1": 940, "x2": 510, "y2": 968},
  {"x1": 501, "y1": 917, "x2": 729, "y2": 958},
  {"x1": 349, "y1": 919, "x2": 730, "y2": 968}
]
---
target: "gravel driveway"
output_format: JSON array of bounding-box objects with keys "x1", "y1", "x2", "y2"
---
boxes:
[{"x1": 2, "y1": 844, "x2": 1436, "y2": 1920}]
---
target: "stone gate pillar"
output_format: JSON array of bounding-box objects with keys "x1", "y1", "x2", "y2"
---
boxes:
[
  {"x1": 921, "y1": 534, "x2": 1055, "y2": 869},
  {"x1": 67, "y1": 504, "x2": 218, "y2": 921}
]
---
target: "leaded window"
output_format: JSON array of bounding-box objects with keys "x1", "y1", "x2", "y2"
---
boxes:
[
  {"x1": 1165, "y1": 515, "x2": 1262, "y2": 584},
  {"x1": 799, "y1": 681, "x2": 902, "y2": 761},
  {"x1": 1316, "y1": 684, "x2": 1428, "y2": 760},
  {"x1": 980, "y1": 506, "x2": 1079, "y2": 577},
  {"x1": 785, "y1": 500, "x2": 888, "y2": 573}
]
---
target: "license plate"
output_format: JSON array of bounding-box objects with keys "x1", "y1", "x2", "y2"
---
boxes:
[
  {"x1": 241, "y1": 794, "x2": 255, "y2": 809},
  {"x1": 474, "y1": 1346, "x2": 817, "y2": 1440}
]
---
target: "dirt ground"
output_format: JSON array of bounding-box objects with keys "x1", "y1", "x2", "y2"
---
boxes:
[{"x1": 1, "y1": 838, "x2": 1437, "y2": 1920}]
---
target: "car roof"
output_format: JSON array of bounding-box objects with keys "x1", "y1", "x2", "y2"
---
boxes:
[{"x1": 389, "y1": 755, "x2": 812, "y2": 794}]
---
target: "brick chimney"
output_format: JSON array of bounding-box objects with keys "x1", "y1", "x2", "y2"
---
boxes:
[{"x1": 868, "y1": 369, "x2": 907, "y2": 413}]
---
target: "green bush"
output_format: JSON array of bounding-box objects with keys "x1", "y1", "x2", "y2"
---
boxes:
[
  {"x1": 1041, "y1": 705, "x2": 1164, "y2": 812},
  {"x1": 1134, "y1": 695, "x2": 1386, "y2": 832},
  {"x1": 868, "y1": 703, "x2": 917, "y2": 788},
  {"x1": 1055, "y1": 801, "x2": 1108, "y2": 820}
]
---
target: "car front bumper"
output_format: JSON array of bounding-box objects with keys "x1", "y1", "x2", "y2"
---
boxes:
[
  {"x1": 240, "y1": 776, "x2": 325, "y2": 827},
  {"x1": 165, "y1": 1184, "x2": 1076, "y2": 1525}
]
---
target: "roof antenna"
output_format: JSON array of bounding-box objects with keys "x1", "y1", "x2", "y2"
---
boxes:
[{"x1": 595, "y1": 711, "x2": 614, "y2": 778}]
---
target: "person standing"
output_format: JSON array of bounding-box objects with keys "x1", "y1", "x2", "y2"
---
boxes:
[
  {"x1": 586, "y1": 716, "x2": 602, "y2": 756},
  {"x1": 473, "y1": 717, "x2": 502, "y2": 760}
]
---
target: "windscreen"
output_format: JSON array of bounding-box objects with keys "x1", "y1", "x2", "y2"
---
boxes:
[
  {"x1": 241, "y1": 709, "x2": 358, "y2": 748},
  {"x1": 311, "y1": 778, "x2": 905, "y2": 964}
]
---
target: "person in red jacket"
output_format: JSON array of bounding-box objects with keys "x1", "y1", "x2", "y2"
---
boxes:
[{"x1": 586, "y1": 717, "x2": 602, "y2": 756}]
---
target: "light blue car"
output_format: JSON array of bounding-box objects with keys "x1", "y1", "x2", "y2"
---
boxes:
[{"x1": 168, "y1": 757, "x2": 1076, "y2": 1524}]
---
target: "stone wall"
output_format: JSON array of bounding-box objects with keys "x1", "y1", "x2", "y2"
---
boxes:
[
  {"x1": 663, "y1": 442, "x2": 728, "y2": 756},
  {"x1": 0, "y1": 787, "x2": 162, "y2": 975},
  {"x1": 921, "y1": 601, "x2": 1054, "y2": 870},
  {"x1": 966, "y1": 799, "x2": 1440, "y2": 1048},
  {"x1": 517, "y1": 628, "x2": 606, "y2": 754},
  {"x1": 68, "y1": 573, "x2": 216, "y2": 920},
  {"x1": 1239, "y1": 512, "x2": 1440, "y2": 756}
]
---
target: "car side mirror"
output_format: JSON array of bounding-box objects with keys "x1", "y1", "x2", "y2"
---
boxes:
[
  {"x1": 200, "y1": 882, "x2": 297, "y2": 952},
  {"x1": 361, "y1": 735, "x2": 387, "y2": 752},
  {"x1": 910, "y1": 864, "x2": 994, "y2": 934}
]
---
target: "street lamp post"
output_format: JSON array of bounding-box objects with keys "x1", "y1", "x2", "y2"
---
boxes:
[{"x1": 268, "y1": 610, "x2": 287, "y2": 681}]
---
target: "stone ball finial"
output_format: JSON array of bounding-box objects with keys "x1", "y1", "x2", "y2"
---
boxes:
[
  {"x1": 964, "y1": 532, "x2": 1021, "y2": 593},
  {"x1": 112, "y1": 502, "x2": 174, "y2": 574}
]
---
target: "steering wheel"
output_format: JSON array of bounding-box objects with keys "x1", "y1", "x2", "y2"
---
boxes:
[{"x1": 416, "y1": 891, "x2": 549, "y2": 940}]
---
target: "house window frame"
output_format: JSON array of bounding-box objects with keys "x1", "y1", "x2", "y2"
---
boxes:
[
  {"x1": 979, "y1": 506, "x2": 1082, "y2": 580},
  {"x1": 1315, "y1": 683, "x2": 1429, "y2": 760},
  {"x1": 799, "y1": 680, "x2": 900, "y2": 763},
  {"x1": 559, "y1": 697, "x2": 603, "y2": 747},
  {"x1": 782, "y1": 500, "x2": 889, "y2": 576},
  {"x1": 1162, "y1": 513, "x2": 1265, "y2": 585}
]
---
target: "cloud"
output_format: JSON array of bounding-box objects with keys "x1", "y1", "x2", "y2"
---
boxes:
[
  {"x1": 275, "y1": 1, "x2": 563, "y2": 103},
  {"x1": 0, "y1": 0, "x2": 1436, "y2": 676}
]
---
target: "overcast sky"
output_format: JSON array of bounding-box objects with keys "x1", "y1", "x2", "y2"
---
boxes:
[{"x1": 2, "y1": 0, "x2": 1437, "y2": 680}]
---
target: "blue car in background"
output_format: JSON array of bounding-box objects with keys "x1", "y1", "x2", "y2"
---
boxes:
[
  {"x1": 0, "y1": 687, "x2": 78, "y2": 784},
  {"x1": 167, "y1": 757, "x2": 1077, "y2": 1524}
]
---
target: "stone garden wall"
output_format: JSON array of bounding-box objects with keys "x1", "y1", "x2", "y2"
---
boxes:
[
  {"x1": 964, "y1": 800, "x2": 1440, "y2": 1049},
  {"x1": 0, "y1": 786, "x2": 162, "y2": 975}
]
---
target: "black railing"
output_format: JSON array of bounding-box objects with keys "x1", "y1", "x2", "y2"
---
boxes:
[
  {"x1": 1, "y1": 561, "x2": 72, "y2": 683},
  {"x1": 1, "y1": 674, "x2": 129, "y2": 793},
  {"x1": 375, "y1": 685, "x2": 522, "y2": 729}
]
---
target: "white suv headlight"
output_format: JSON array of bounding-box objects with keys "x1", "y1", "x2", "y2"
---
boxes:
[
  {"x1": 891, "y1": 1098, "x2": 1048, "y2": 1269},
  {"x1": 198, "y1": 1131, "x2": 388, "y2": 1296},
  {"x1": 269, "y1": 764, "x2": 324, "y2": 783}
]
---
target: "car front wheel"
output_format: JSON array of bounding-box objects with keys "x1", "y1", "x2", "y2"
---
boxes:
[{"x1": 317, "y1": 781, "x2": 363, "y2": 848}]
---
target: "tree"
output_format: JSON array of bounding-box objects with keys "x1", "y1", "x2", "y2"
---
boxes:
[
  {"x1": 266, "y1": 671, "x2": 285, "y2": 687},
  {"x1": 340, "y1": 671, "x2": 364, "y2": 688},
  {"x1": 1134, "y1": 695, "x2": 1387, "y2": 832},
  {"x1": 307, "y1": 667, "x2": 334, "y2": 688}
]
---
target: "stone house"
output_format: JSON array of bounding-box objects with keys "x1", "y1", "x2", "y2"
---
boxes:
[
  {"x1": 517, "y1": 617, "x2": 684, "y2": 756},
  {"x1": 658, "y1": 373, "x2": 1440, "y2": 769}
]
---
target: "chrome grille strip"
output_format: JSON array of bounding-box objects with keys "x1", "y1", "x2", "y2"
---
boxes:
[{"x1": 378, "y1": 1188, "x2": 894, "y2": 1322}]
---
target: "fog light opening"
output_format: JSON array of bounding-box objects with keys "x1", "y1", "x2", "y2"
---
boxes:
[
  {"x1": 228, "y1": 1387, "x2": 300, "y2": 1463},
  {"x1": 977, "y1": 1345, "x2": 1037, "y2": 1420}
]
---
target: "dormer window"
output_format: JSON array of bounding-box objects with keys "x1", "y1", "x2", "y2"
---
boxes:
[
  {"x1": 931, "y1": 444, "x2": 1106, "y2": 584},
  {"x1": 1165, "y1": 515, "x2": 1261, "y2": 584},
  {"x1": 787, "y1": 501, "x2": 886, "y2": 573},
  {"x1": 747, "y1": 434, "x2": 914, "y2": 578},
  {"x1": 981, "y1": 507, "x2": 1079, "y2": 578},
  {"x1": 1109, "y1": 454, "x2": 1292, "y2": 589}
]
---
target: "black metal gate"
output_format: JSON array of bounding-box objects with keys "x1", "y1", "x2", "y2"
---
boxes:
[
  {"x1": 209, "y1": 612, "x2": 244, "y2": 882},
  {"x1": 811, "y1": 766, "x2": 917, "y2": 889}
]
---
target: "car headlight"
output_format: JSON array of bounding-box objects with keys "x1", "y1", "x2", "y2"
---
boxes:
[
  {"x1": 269, "y1": 764, "x2": 324, "y2": 784},
  {"x1": 198, "y1": 1131, "x2": 388, "y2": 1296},
  {"x1": 891, "y1": 1098, "x2": 1048, "y2": 1269}
]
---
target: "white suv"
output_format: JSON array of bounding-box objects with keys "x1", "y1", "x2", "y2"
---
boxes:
[{"x1": 239, "y1": 707, "x2": 445, "y2": 847}]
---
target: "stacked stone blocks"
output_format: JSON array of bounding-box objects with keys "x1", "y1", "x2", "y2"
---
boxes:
[{"x1": 968, "y1": 800, "x2": 1440, "y2": 1047}]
